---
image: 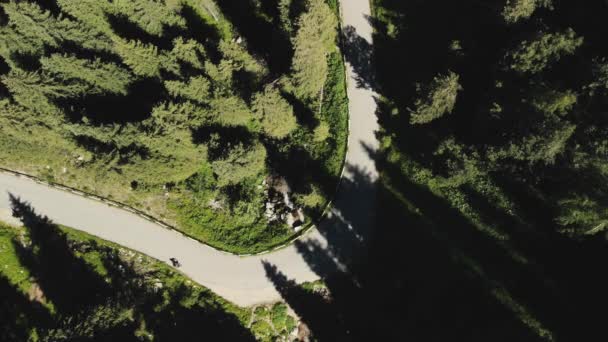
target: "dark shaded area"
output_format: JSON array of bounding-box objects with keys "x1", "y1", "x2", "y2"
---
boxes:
[
  {"x1": 0, "y1": 274, "x2": 50, "y2": 341},
  {"x1": 3, "y1": 195, "x2": 256, "y2": 341},
  {"x1": 263, "y1": 0, "x2": 608, "y2": 341},
  {"x1": 281, "y1": 90, "x2": 318, "y2": 129},
  {"x1": 8, "y1": 52, "x2": 42, "y2": 72},
  {"x1": 0, "y1": 55, "x2": 9, "y2": 75},
  {"x1": 192, "y1": 124, "x2": 255, "y2": 159},
  {"x1": 216, "y1": 0, "x2": 293, "y2": 75},
  {"x1": 341, "y1": 25, "x2": 376, "y2": 90},
  {"x1": 58, "y1": 78, "x2": 165, "y2": 124},
  {"x1": 264, "y1": 143, "x2": 608, "y2": 341}
]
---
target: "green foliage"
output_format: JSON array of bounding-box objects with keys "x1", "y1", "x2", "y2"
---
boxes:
[
  {"x1": 556, "y1": 195, "x2": 608, "y2": 235},
  {"x1": 291, "y1": 0, "x2": 338, "y2": 100},
  {"x1": 502, "y1": 0, "x2": 553, "y2": 23},
  {"x1": 170, "y1": 37, "x2": 206, "y2": 69},
  {"x1": 250, "y1": 302, "x2": 297, "y2": 341},
  {"x1": 113, "y1": 38, "x2": 165, "y2": 77},
  {"x1": 209, "y1": 95, "x2": 253, "y2": 127},
  {"x1": 0, "y1": 1, "x2": 112, "y2": 64},
  {"x1": 509, "y1": 29, "x2": 583, "y2": 73},
  {"x1": 1, "y1": 69, "x2": 83, "y2": 113},
  {"x1": 147, "y1": 102, "x2": 206, "y2": 134},
  {"x1": 278, "y1": 0, "x2": 294, "y2": 34},
  {"x1": 41, "y1": 54, "x2": 133, "y2": 95},
  {"x1": 165, "y1": 76, "x2": 211, "y2": 104},
  {"x1": 219, "y1": 40, "x2": 267, "y2": 80},
  {"x1": 56, "y1": 0, "x2": 114, "y2": 35},
  {"x1": 252, "y1": 86, "x2": 297, "y2": 138},
  {"x1": 111, "y1": 0, "x2": 186, "y2": 36},
  {"x1": 296, "y1": 185, "x2": 325, "y2": 209},
  {"x1": 314, "y1": 120, "x2": 331, "y2": 142},
  {"x1": 409, "y1": 71, "x2": 461, "y2": 124},
  {"x1": 492, "y1": 123, "x2": 577, "y2": 165},
  {"x1": 211, "y1": 142, "x2": 267, "y2": 186},
  {"x1": 531, "y1": 87, "x2": 577, "y2": 116}
]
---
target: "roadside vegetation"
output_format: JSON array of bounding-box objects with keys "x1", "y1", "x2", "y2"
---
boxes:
[
  {"x1": 0, "y1": 198, "x2": 298, "y2": 341},
  {"x1": 0, "y1": 0, "x2": 348, "y2": 253}
]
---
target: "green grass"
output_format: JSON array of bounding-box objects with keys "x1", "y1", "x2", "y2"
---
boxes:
[{"x1": 0, "y1": 224, "x2": 33, "y2": 295}]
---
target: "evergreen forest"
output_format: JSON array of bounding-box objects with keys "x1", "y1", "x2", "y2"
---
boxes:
[{"x1": 0, "y1": 0, "x2": 348, "y2": 253}]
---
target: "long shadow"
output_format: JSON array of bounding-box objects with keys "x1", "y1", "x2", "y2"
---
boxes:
[
  {"x1": 341, "y1": 25, "x2": 377, "y2": 90},
  {"x1": 140, "y1": 282, "x2": 256, "y2": 341},
  {"x1": 9, "y1": 194, "x2": 113, "y2": 315},
  {"x1": 5, "y1": 196, "x2": 256, "y2": 340}
]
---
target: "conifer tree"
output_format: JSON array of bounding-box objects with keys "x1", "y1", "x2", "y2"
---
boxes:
[
  {"x1": 1, "y1": 69, "x2": 84, "y2": 113},
  {"x1": 170, "y1": 37, "x2": 206, "y2": 70},
  {"x1": 41, "y1": 54, "x2": 133, "y2": 95},
  {"x1": 509, "y1": 29, "x2": 583, "y2": 74},
  {"x1": 209, "y1": 96, "x2": 253, "y2": 127},
  {"x1": 56, "y1": 0, "x2": 114, "y2": 35},
  {"x1": 164, "y1": 76, "x2": 211, "y2": 104},
  {"x1": 113, "y1": 38, "x2": 164, "y2": 77},
  {"x1": 502, "y1": 0, "x2": 553, "y2": 23},
  {"x1": 252, "y1": 86, "x2": 297, "y2": 139},
  {"x1": 111, "y1": 0, "x2": 186, "y2": 36},
  {"x1": 290, "y1": 0, "x2": 337, "y2": 100},
  {"x1": 410, "y1": 71, "x2": 462, "y2": 125},
  {"x1": 211, "y1": 142, "x2": 267, "y2": 186}
]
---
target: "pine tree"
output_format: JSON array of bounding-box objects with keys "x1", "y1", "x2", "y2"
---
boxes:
[
  {"x1": 0, "y1": 1, "x2": 60, "y2": 58},
  {"x1": 211, "y1": 142, "x2": 267, "y2": 186},
  {"x1": 556, "y1": 195, "x2": 608, "y2": 236},
  {"x1": 219, "y1": 40, "x2": 267, "y2": 79},
  {"x1": 164, "y1": 76, "x2": 211, "y2": 104},
  {"x1": 41, "y1": 54, "x2": 133, "y2": 95},
  {"x1": 509, "y1": 29, "x2": 583, "y2": 74},
  {"x1": 252, "y1": 86, "x2": 297, "y2": 139},
  {"x1": 111, "y1": 0, "x2": 186, "y2": 36},
  {"x1": 1, "y1": 69, "x2": 84, "y2": 114},
  {"x1": 290, "y1": 0, "x2": 337, "y2": 100},
  {"x1": 502, "y1": 0, "x2": 553, "y2": 23},
  {"x1": 209, "y1": 96, "x2": 253, "y2": 127},
  {"x1": 531, "y1": 87, "x2": 577, "y2": 116},
  {"x1": 410, "y1": 71, "x2": 462, "y2": 125},
  {"x1": 113, "y1": 38, "x2": 164, "y2": 77},
  {"x1": 0, "y1": 1, "x2": 112, "y2": 62},
  {"x1": 170, "y1": 37, "x2": 206, "y2": 70},
  {"x1": 56, "y1": 0, "x2": 114, "y2": 35}
]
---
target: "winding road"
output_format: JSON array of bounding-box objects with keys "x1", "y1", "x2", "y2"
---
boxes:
[{"x1": 0, "y1": 0, "x2": 378, "y2": 307}]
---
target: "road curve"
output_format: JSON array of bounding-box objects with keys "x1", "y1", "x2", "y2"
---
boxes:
[{"x1": 0, "y1": 0, "x2": 378, "y2": 307}]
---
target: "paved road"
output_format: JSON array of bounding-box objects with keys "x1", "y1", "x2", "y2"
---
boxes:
[{"x1": 0, "y1": 0, "x2": 378, "y2": 307}]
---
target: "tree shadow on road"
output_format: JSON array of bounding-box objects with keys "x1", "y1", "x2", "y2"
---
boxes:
[{"x1": 4, "y1": 194, "x2": 256, "y2": 341}]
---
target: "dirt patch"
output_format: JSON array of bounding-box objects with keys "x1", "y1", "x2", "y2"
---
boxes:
[{"x1": 28, "y1": 282, "x2": 47, "y2": 304}]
